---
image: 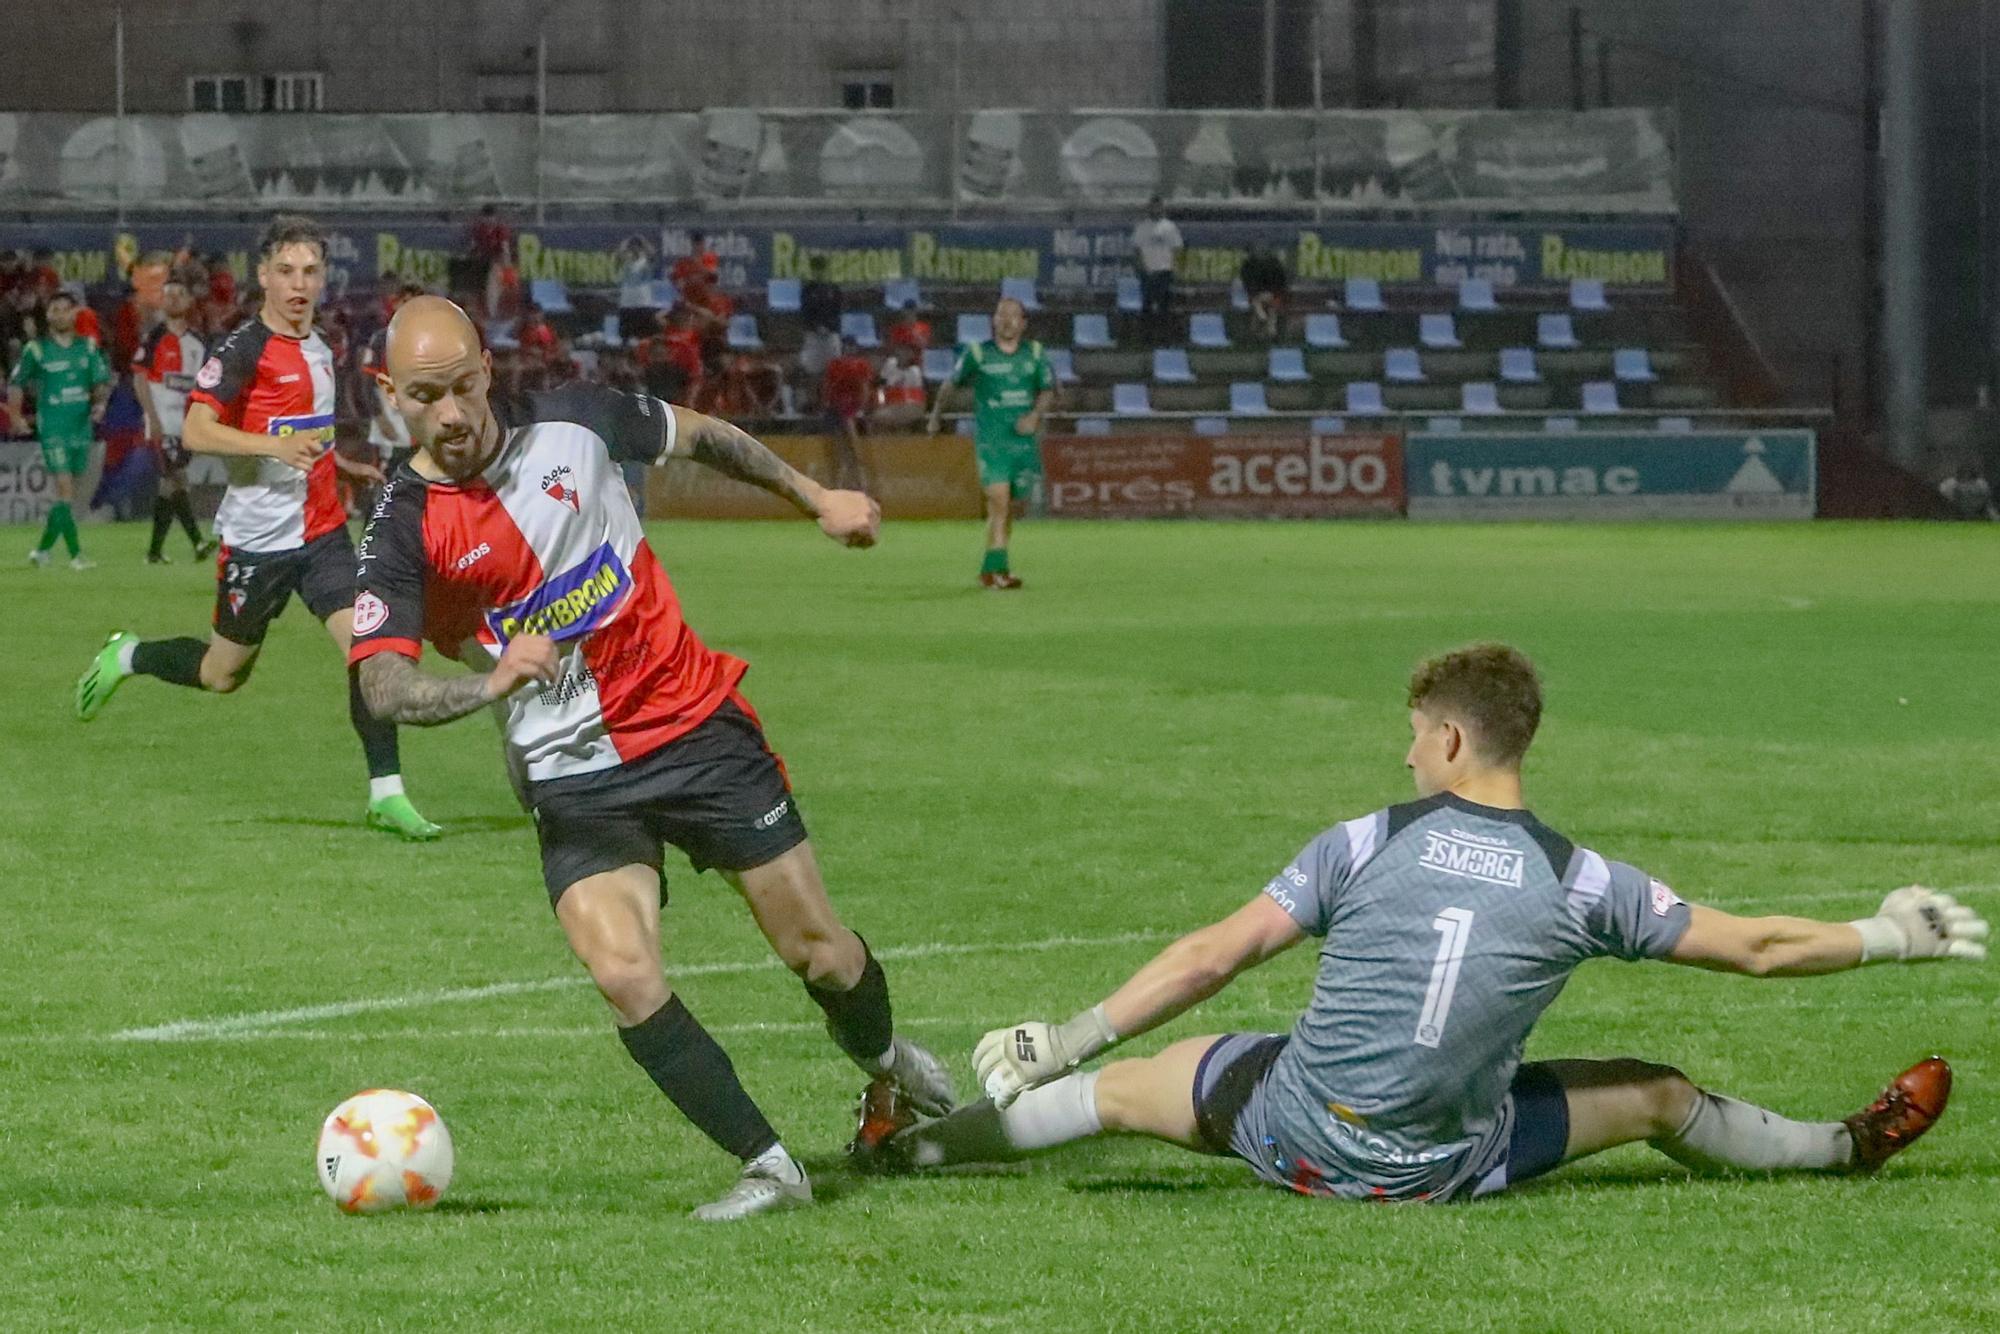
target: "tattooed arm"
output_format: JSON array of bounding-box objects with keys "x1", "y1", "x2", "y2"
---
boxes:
[
  {"x1": 669, "y1": 405, "x2": 880, "y2": 547},
  {"x1": 357, "y1": 634, "x2": 559, "y2": 726}
]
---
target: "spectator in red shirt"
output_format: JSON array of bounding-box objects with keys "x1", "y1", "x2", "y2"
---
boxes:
[
  {"x1": 466, "y1": 204, "x2": 513, "y2": 317},
  {"x1": 821, "y1": 339, "x2": 876, "y2": 491},
  {"x1": 516, "y1": 301, "x2": 559, "y2": 367},
  {"x1": 632, "y1": 307, "x2": 705, "y2": 405},
  {"x1": 670, "y1": 231, "x2": 721, "y2": 290},
  {"x1": 29, "y1": 249, "x2": 60, "y2": 300},
  {"x1": 886, "y1": 304, "x2": 932, "y2": 360}
]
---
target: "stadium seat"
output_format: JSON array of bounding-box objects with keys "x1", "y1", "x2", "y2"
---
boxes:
[
  {"x1": 1000, "y1": 276, "x2": 1040, "y2": 311},
  {"x1": 1310, "y1": 415, "x2": 1348, "y2": 434},
  {"x1": 1545, "y1": 415, "x2": 1580, "y2": 432},
  {"x1": 1229, "y1": 382, "x2": 1271, "y2": 415},
  {"x1": 1498, "y1": 346, "x2": 1539, "y2": 383},
  {"x1": 1656, "y1": 415, "x2": 1695, "y2": 433},
  {"x1": 1194, "y1": 416, "x2": 1231, "y2": 436},
  {"x1": 1426, "y1": 416, "x2": 1465, "y2": 433},
  {"x1": 1072, "y1": 313, "x2": 1115, "y2": 350},
  {"x1": 1268, "y1": 348, "x2": 1309, "y2": 383},
  {"x1": 1461, "y1": 382, "x2": 1502, "y2": 415},
  {"x1": 841, "y1": 312, "x2": 882, "y2": 348},
  {"x1": 1116, "y1": 273, "x2": 1143, "y2": 313},
  {"x1": 1304, "y1": 313, "x2": 1348, "y2": 349},
  {"x1": 1581, "y1": 380, "x2": 1622, "y2": 414},
  {"x1": 766, "y1": 278, "x2": 802, "y2": 312},
  {"x1": 1459, "y1": 278, "x2": 1499, "y2": 311},
  {"x1": 1345, "y1": 382, "x2": 1386, "y2": 414},
  {"x1": 1384, "y1": 348, "x2": 1424, "y2": 382},
  {"x1": 1570, "y1": 278, "x2": 1611, "y2": 311},
  {"x1": 1345, "y1": 277, "x2": 1385, "y2": 311},
  {"x1": 883, "y1": 277, "x2": 922, "y2": 310},
  {"x1": 1189, "y1": 313, "x2": 1231, "y2": 349},
  {"x1": 646, "y1": 280, "x2": 677, "y2": 309},
  {"x1": 956, "y1": 313, "x2": 992, "y2": 347},
  {"x1": 597, "y1": 313, "x2": 623, "y2": 348},
  {"x1": 1229, "y1": 278, "x2": 1250, "y2": 310},
  {"x1": 725, "y1": 314, "x2": 763, "y2": 351},
  {"x1": 1537, "y1": 313, "x2": 1581, "y2": 349},
  {"x1": 1112, "y1": 383, "x2": 1153, "y2": 415},
  {"x1": 1047, "y1": 346, "x2": 1080, "y2": 385},
  {"x1": 1614, "y1": 347, "x2": 1658, "y2": 382},
  {"x1": 1152, "y1": 348, "x2": 1195, "y2": 383},
  {"x1": 956, "y1": 418, "x2": 975, "y2": 437},
  {"x1": 486, "y1": 320, "x2": 519, "y2": 350},
  {"x1": 921, "y1": 347, "x2": 957, "y2": 383},
  {"x1": 1419, "y1": 313, "x2": 1461, "y2": 350},
  {"x1": 1076, "y1": 416, "x2": 1113, "y2": 435},
  {"x1": 530, "y1": 278, "x2": 573, "y2": 314}
]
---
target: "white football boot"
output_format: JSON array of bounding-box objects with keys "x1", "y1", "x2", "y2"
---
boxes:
[
  {"x1": 690, "y1": 1147, "x2": 813, "y2": 1223},
  {"x1": 879, "y1": 1035, "x2": 958, "y2": 1118}
]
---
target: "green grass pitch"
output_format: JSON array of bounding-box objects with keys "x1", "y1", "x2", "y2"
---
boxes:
[{"x1": 4, "y1": 517, "x2": 1996, "y2": 1331}]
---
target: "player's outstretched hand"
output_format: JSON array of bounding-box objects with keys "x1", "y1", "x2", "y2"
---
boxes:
[
  {"x1": 973, "y1": 1020, "x2": 1074, "y2": 1109},
  {"x1": 267, "y1": 432, "x2": 325, "y2": 472},
  {"x1": 816, "y1": 488, "x2": 881, "y2": 548},
  {"x1": 485, "y1": 633, "x2": 560, "y2": 700},
  {"x1": 1860, "y1": 886, "x2": 1990, "y2": 962}
]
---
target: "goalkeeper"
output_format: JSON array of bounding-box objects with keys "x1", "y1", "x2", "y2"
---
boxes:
[{"x1": 862, "y1": 644, "x2": 1990, "y2": 1201}]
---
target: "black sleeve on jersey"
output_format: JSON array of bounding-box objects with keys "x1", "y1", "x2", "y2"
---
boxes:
[
  {"x1": 351, "y1": 474, "x2": 433, "y2": 663},
  {"x1": 190, "y1": 319, "x2": 270, "y2": 411},
  {"x1": 134, "y1": 324, "x2": 168, "y2": 376},
  {"x1": 529, "y1": 382, "x2": 675, "y2": 465}
]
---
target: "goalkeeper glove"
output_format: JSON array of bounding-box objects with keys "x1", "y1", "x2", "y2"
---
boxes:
[
  {"x1": 1851, "y1": 886, "x2": 1990, "y2": 962},
  {"x1": 972, "y1": 1005, "x2": 1119, "y2": 1109}
]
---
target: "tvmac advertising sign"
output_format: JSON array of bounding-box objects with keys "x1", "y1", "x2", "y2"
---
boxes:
[{"x1": 1405, "y1": 431, "x2": 1816, "y2": 520}]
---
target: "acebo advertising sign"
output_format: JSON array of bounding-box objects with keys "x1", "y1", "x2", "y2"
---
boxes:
[{"x1": 1041, "y1": 432, "x2": 1404, "y2": 519}]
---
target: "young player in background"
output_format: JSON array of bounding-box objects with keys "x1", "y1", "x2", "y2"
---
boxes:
[
  {"x1": 862, "y1": 645, "x2": 1987, "y2": 1202},
  {"x1": 9, "y1": 290, "x2": 110, "y2": 569},
  {"x1": 133, "y1": 274, "x2": 218, "y2": 564}
]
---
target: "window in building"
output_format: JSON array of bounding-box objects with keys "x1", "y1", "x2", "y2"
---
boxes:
[
  {"x1": 189, "y1": 75, "x2": 253, "y2": 113},
  {"x1": 263, "y1": 72, "x2": 324, "y2": 112},
  {"x1": 838, "y1": 74, "x2": 895, "y2": 110},
  {"x1": 190, "y1": 72, "x2": 323, "y2": 112}
]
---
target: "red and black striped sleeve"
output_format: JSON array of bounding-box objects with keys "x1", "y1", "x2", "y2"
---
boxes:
[
  {"x1": 350, "y1": 473, "x2": 432, "y2": 665},
  {"x1": 188, "y1": 318, "x2": 271, "y2": 421}
]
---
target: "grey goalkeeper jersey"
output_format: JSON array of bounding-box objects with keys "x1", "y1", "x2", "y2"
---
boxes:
[{"x1": 1257, "y1": 793, "x2": 1691, "y2": 1200}]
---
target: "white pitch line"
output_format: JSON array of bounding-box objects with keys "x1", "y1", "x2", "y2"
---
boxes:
[{"x1": 105, "y1": 930, "x2": 1169, "y2": 1044}]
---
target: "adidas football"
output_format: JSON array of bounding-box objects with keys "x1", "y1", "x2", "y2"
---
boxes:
[{"x1": 315, "y1": 1089, "x2": 454, "y2": 1214}]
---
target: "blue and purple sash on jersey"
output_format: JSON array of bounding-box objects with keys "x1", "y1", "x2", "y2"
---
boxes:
[{"x1": 486, "y1": 543, "x2": 633, "y2": 646}]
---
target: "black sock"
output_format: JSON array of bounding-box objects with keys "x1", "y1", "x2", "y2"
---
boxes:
[
  {"x1": 618, "y1": 995, "x2": 779, "y2": 1161},
  {"x1": 130, "y1": 637, "x2": 206, "y2": 687},
  {"x1": 148, "y1": 497, "x2": 173, "y2": 558},
  {"x1": 172, "y1": 492, "x2": 203, "y2": 545},
  {"x1": 805, "y1": 938, "x2": 893, "y2": 1068},
  {"x1": 349, "y1": 665, "x2": 402, "y2": 779}
]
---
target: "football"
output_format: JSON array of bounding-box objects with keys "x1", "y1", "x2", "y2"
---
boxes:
[{"x1": 315, "y1": 1089, "x2": 454, "y2": 1215}]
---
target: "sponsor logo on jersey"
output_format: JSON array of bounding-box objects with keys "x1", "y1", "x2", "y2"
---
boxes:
[
  {"x1": 542, "y1": 464, "x2": 581, "y2": 512},
  {"x1": 1419, "y1": 829, "x2": 1525, "y2": 888},
  {"x1": 277, "y1": 373, "x2": 302, "y2": 384},
  {"x1": 454, "y1": 543, "x2": 491, "y2": 571},
  {"x1": 1263, "y1": 863, "x2": 1308, "y2": 914},
  {"x1": 485, "y1": 542, "x2": 631, "y2": 645},
  {"x1": 268, "y1": 411, "x2": 336, "y2": 442},
  {"x1": 195, "y1": 357, "x2": 223, "y2": 390},
  {"x1": 1649, "y1": 878, "x2": 1683, "y2": 917},
  {"x1": 352, "y1": 591, "x2": 389, "y2": 635}
]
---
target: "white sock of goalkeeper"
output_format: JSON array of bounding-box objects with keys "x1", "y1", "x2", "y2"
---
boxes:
[
  {"x1": 1654, "y1": 1091, "x2": 1852, "y2": 1172},
  {"x1": 901, "y1": 1072, "x2": 1103, "y2": 1167}
]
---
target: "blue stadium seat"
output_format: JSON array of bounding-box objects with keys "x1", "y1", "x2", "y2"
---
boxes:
[
  {"x1": 1076, "y1": 416, "x2": 1113, "y2": 435},
  {"x1": 1459, "y1": 277, "x2": 1499, "y2": 312},
  {"x1": 1544, "y1": 415, "x2": 1581, "y2": 432},
  {"x1": 1229, "y1": 278, "x2": 1249, "y2": 310},
  {"x1": 1112, "y1": 383, "x2": 1153, "y2": 415},
  {"x1": 883, "y1": 277, "x2": 922, "y2": 310},
  {"x1": 1570, "y1": 278, "x2": 1610, "y2": 311},
  {"x1": 1613, "y1": 347, "x2": 1657, "y2": 382},
  {"x1": 1189, "y1": 313, "x2": 1231, "y2": 349},
  {"x1": 597, "y1": 313, "x2": 623, "y2": 348},
  {"x1": 1344, "y1": 277, "x2": 1385, "y2": 311},
  {"x1": 1047, "y1": 346, "x2": 1080, "y2": 385},
  {"x1": 1229, "y1": 382, "x2": 1271, "y2": 414},
  {"x1": 1310, "y1": 415, "x2": 1348, "y2": 434},
  {"x1": 1498, "y1": 346, "x2": 1539, "y2": 383},
  {"x1": 1537, "y1": 313, "x2": 1580, "y2": 349},
  {"x1": 1152, "y1": 348, "x2": 1195, "y2": 383},
  {"x1": 1194, "y1": 416, "x2": 1231, "y2": 436},
  {"x1": 766, "y1": 278, "x2": 802, "y2": 312},
  {"x1": 1345, "y1": 382, "x2": 1385, "y2": 414},
  {"x1": 1268, "y1": 347, "x2": 1309, "y2": 383},
  {"x1": 1426, "y1": 416, "x2": 1465, "y2": 434},
  {"x1": 921, "y1": 347, "x2": 957, "y2": 383},
  {"x1": 530, "y1": 278, "x2": 573, "y2": 314},
  {"x1": 1384, "y1": 348, "x2": 1424, "y2": 382},
  {"x1": 646, "y1": 280, "x2": 677, "y2": 309},
  {"x1": 956, "y1": 313, "x2": 993, "y2": 346},
  {"x1": 1461, "y1": 382, "x2": 1501, "y2": 415},
  {"x1": 840, "y1": 312, "x2": 881, "y2": 348},
  {"x1": 486, "y1": 320, "x2": 519, "y2": 350},
  {"x1": 1304, "y1": 313, "x2": 1348, "y2": 349},
  {"x1": 1116, "y1": 273, "x2": 1143, "y2": 312},
  {"x1": 956, "y1": 418, "x2": 975, "y2": 437},
  {"x1": 725, "y1": 314, "x2": 763, "y2": 351},
  {"x1": 1655, "y1": 415, "x2": 1695, "y2": 433},
  {"x1": 1000, "y1": 276, "x2": 1040, "y2": 310},
  {"x1": 1072, "y1": 313, "x2": 1115, "y2": 350},
  {"x1": 1581, "y1": 380, "x2": 1622, "y2": 414},
  {"x1": 1419, "y1": 313, "x2": 1460, "y2": 350}
]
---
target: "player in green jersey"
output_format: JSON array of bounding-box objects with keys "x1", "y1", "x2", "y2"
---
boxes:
[
  {"x1": 926, "y1": 297, "x2": 1054, "y2": 590},
  {"x1": 8, "y1": 291, "x2": 110, "y2": 569}
]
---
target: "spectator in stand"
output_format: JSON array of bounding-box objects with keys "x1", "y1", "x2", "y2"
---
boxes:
[
  {"x1": 671, "y1": 231, "x2": 721, "y2": 290},
  {"x1": 715, "y1": 351, "x2": 785, "y2": 420},
  {"x1": 1130, "y1": 195, "x2": 1184, "y2": 346},
  {"x1": 616, "y1": 234, "x2": 661, "y2": 342},
  {"x1": 0, "y1": 250, "x2": 26, "y2": 301},
  {"x1": 821, "y1": 336, "x2": 876, "y2": 492},
  {"x1": 633, "y1": 306, "x2": 706, "y2": 405},
  {"x1": 68, "y1": 287, "x2": 103, "y2": 346},
  {"x1": 1240, "y1": 243, "x2": 1289, "y2": 341},
  {"x1": 1940, "y1": 463, "x2": 1998, "y2": 520},
  {"x1": 515, "y1": 301, "x2": 559, "y2": 370},
  {"x1": 875, "y1": 349, "x2": 927, "y2": 429},
  {"x1": 199, "y1": 262, "x2": 238, "y2": 338},
  {"x1": 29, "y1": 248, "x2": 61, "y2": 301},
  {"x1": 799, "y1": 256, "x2": 843, "y2": 409},
  {"x1": 466, "y1": 203, "x2": 513, "y2": 317},
  {"x1": 2, "y1": 280, "x2": 45, "y2": 368},
  {"x1": 886, "y1": 303, "x2": 932, "y2": 361}
]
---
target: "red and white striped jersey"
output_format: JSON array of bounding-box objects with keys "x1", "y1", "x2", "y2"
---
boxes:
[
  {"x1": 349, "y1": 385, "x2": 749, "y2": 785},
  {"x1": 132, "y1": 323, "x2": 206, "y2": 436},
  {"x1": 190, "y1": 317, "x2": 343, "y2": 552}
]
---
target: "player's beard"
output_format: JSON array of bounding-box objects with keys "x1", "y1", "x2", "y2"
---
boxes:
[{"x1": 431, "y1": 411, "x2": 498, "y2": 482}]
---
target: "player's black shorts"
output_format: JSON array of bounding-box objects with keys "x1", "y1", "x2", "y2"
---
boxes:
[
  {"x1": 530, "y1": 696, "x2": 809, "y2": 903},
  {"x1": 213, "y1": 526, "x2": 357, "y2": 646}
]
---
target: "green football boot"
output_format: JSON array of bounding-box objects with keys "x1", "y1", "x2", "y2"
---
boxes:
[
  {"x1": 76, "y1": 631, "x2": 137, "y2": 722},
  {"x1": 367, "y1": 793, "x2": 444, "y2": 842}
]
